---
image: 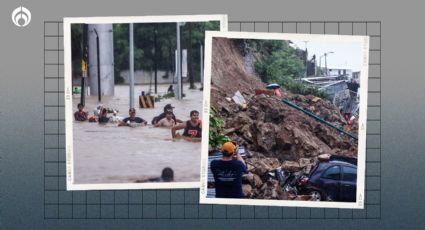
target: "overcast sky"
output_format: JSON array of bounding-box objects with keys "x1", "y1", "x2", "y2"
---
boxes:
[{"x1": 291, "y1": 40, "x2": 363, "y2": 71}]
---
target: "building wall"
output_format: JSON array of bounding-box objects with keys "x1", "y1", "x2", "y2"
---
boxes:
[
  {"x1": 328, "y1": 68, "x2": 353, "y2": 79},
  {"x1": 325, "y1": 82, "x2": 348, "y2": 97}
]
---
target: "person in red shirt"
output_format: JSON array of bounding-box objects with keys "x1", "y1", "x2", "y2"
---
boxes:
[{"x1": 171, "y1": 110, "x2": 202, "y2": 142}]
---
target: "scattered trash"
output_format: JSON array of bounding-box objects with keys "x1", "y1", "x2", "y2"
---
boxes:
[
  {"x1": 266, "y1": 83, "x2": 281, "y2": 90},
  {"x1": 312, "y1": 96, "x2": 321, "y2": 103},
  {"x1": 232, "y1": 91, "x2": 246, "y2": 106}
]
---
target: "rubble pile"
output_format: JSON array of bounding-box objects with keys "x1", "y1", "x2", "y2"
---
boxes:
[
  {"x1": 289, "y1": 94, "x2": 359, "y2": 136},
  {"x1": 215, "y1": 94, "x2": 357, "y2": 199},
  {"x1": 210, "y1": 37, "x2": 358, "y2": 199}
]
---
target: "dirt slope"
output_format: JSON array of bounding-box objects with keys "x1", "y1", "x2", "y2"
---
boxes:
[{"x1": 210, "y1": 38, "x2": 265, "y2": 103}]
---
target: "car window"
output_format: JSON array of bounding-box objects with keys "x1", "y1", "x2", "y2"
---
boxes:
[
  {"x1": 321, "y1": 165, "x2": 340, "y2": 180},
  {"x1": 342, "y1": 166, "x2": 357, "y2": 182}
]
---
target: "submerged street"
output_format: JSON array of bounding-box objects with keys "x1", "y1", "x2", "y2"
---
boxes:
[{"x1": 72, "y1": 83, "x2": 203, "y2": 184}]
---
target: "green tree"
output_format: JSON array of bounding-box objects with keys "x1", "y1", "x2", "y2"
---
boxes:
[
  {"x1": 72, "y1": 21, "x2": 220, "y2": 84},
  {"x1": 255, "y1": 50, "x2": 304, "y2": 83},
  {"x1": 249, "y1": 39, "x2": 329, "y2": 99},
  {"x1": 209, "y1": 106, "x2": 231, "y2": 150},
  {"x1": 71, "y1": 24, "x2": 83, "y2": 78}
]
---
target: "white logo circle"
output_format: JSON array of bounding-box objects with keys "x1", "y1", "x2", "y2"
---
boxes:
[{"x1": 12, "y1": 6, "x2": 31, "y2": 27}]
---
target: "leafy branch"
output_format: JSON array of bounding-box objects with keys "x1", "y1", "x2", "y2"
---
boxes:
[{"x1": 209, "y1": 106, "x2": 231, "y2": 150}]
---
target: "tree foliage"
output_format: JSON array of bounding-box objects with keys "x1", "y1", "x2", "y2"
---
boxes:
[
  {"x1": 247, "y1": 39, "x2": 329, "y2": 99},
  {"x1": 209, "y1": 106, "x2": 231, "y2": 150},
  {"x1": 71, "y1": 24, "x2": 83, "y2": 78},
  {"x1": 71, "y1": 21, "x2": 220, "y2": 84},
  {"x1": 250, "y1": 40, "x2": 304, "y2": 83}
]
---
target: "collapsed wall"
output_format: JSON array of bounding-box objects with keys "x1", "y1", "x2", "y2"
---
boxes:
[{"x1": 210, "y1": 37, "x2": 358, "y2": 199}]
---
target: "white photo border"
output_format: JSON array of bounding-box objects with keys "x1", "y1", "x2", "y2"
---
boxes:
[
  {"x1": 64, "y1": 15, "x2": 228, "y2": 191},
  {"x1": 199, "y1": 31, "x2": 369, "y2": 209}
]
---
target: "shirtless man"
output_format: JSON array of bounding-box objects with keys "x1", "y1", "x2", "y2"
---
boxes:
[{"x1": 154, "y1": 111, "x2": 176, "y2": 128}]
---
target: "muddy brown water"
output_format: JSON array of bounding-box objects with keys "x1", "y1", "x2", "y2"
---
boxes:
[{"x1": 72, "y1": 84, "x2": 203, "y2": 184}]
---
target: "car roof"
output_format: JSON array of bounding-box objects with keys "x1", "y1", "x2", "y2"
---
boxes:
[{"x1": 321, "y1": 160, "x2": 357, "y2": 167}]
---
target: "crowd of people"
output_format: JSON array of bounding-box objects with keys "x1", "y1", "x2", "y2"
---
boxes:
[{"x1": 74, "y1": 103, "x2": 202, "y2": 141}]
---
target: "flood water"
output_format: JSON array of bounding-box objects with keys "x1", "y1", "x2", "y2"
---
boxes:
[{"x1": 72, "y1": 83, "x2": 203, "y2": 184}]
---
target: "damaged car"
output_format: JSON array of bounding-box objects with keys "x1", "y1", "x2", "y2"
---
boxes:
[{"x1": 297, "y1": 156, "x2": 357, "y2": 202}]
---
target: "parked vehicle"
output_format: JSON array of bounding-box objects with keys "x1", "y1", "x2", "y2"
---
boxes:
[{"x1": 297, "y1": 159, "x2": 357, "y2": 202}]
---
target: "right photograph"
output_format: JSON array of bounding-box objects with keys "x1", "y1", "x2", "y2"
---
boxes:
[{"x1": 200, "y1": 32, "x2": 369, "y2": 209}]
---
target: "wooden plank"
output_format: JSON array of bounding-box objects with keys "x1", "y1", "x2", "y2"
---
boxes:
[
  {"x1": 146, "y1": 95, "x2": 153, "y2": 108},
  {"x1": 140, "y1": 96, "x2": 147, "y2": 108}
]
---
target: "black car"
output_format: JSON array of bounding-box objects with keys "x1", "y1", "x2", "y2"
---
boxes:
[{"x1": 297, "y1": 159, "x2": 357, "y2": 202}]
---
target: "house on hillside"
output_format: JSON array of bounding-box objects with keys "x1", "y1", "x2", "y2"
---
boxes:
[
  {"x1": 327, "y1": 67, "x2": 353, "y2": 79},
  {"x1": 321, "y1": 80, "x2": 348, "y2": 98}
]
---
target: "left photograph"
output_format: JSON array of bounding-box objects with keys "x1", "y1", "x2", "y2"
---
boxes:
[{"x1": 64, "y1": 15, "x2": 227, "y2": 190}]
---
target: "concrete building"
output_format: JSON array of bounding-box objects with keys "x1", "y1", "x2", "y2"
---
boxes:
[
  {"x1": 321, "y1": 80, "x2": 348, "y2": 98},
  {"x1": 326, "y1": 66, "x2": 353, "y2": 79}
]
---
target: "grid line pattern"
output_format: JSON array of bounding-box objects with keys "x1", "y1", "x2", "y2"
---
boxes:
[{"x1": 44, "y1": 21, "x2": 381, "y2": 219}]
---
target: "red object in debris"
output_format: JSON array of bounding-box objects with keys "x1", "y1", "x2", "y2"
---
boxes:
[
  {"x1": 255, "y1": 89, "x2": 276, "y2": 96},
  {"x1": 274, "y1": 88, "x2": 282, "y2": 97},
  {"x1": 343, "y1": 113, "x2": 351, "y2": 122},
  {"x1": 298, "y1": 177, "x2": 309, "y2": 186}
]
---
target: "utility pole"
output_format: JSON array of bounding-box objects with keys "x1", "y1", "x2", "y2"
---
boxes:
[
  {"x1": 200, "y1": 44, "x2": 204, "y2": 87},
  {"x1": 318, "y1": 55, "x2": 323, "y2": 76},
  {"x1": 176, "y1": 22, "x2": 182, "y2": 100},
  {"x1": 88, "y1": 24, "x2": 114, "y2": 97},
  {"x1": 129, "y1": 23, "x2": 134, "y2": 109},
  {"x1": 154, "y1": 24, "x2": 158, "y2": 94},
  {"x1": 304, "y1": 41, "x2": 308, "y2": 78},
  {"x1": 322, "y1": 51, "x2": 334, "y2": 76},
  {"x1": 188, "y1": 22, "x2": 195, "y2": 89},
  {"x1": 93, "y1": 28, "x2": 101, "y2": 102},
  {"x1": 324, "y1": 52, "x2": 328, "y2": 76}
]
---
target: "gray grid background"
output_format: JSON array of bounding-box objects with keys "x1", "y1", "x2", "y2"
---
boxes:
[{"x1": 44, "y1": 21, "x2": 381, "y2": 219}]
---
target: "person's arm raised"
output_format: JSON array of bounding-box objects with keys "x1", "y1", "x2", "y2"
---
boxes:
[
  {"x1": 235, "y1": 149, "x2": 246, "y2": 166},
  {"x1": 171, "y1": 122, "x2": 186, "y2": 138}
]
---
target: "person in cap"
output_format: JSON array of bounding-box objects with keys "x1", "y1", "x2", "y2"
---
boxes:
[
  {"x1": 171, "y1": 110, "x2": 202, "y2": 142},
  {"x1": 151, "y1": 104, "x2": 182, "y2": 125},
  {"x1": 210, "y1": 141, "x2": 247, "y2": 198},
  {"x1": 98, "y1": 108, "x2": 111, "y2": 124},
  {"x1": 119, "y1": 108, "x2": 147, "y2": 126},
  {"x1": 74, "y1": 103, "x2": 88, "y2": 121},
  {"x1": 154, "y1": 110, "x2": 176, "y2": 128}
]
